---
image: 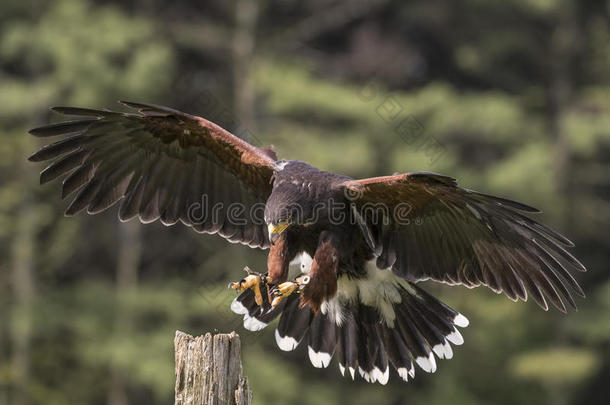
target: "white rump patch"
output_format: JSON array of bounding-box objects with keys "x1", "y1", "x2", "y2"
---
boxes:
[
  {"x1": 335, "y1": 261, "x2": 407, "y2": 327},
  {"x1": 275, "y1": 329, "x2": 299, "y2": 351},
  {"x1": 308, "y1": 346, "x2": 332, "y2": 368}
]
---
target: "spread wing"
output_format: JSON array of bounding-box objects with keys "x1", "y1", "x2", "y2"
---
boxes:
[
  {"x1": 339, "y1": 172, "x2": 586, "y2": 312},
  {"x1": 29, "y1": 101, "x2": 278, "y2": 249}
]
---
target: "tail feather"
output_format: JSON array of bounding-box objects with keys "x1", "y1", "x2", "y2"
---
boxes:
[
  {"x1": 394, "y1": 303, "x2": 431, "y2": 361},
  {"x1": 370, "y1": 324, "x2": 390, "y2": 384},
  {"x1": 337, "y1": 277, "x2": 468, "y2": 382},
  {"x1": 402, "y1": 293, "x2": 450, "y2": 361},
  {"x1": 355, "y1": 306, "x2": 390, "y2": 384},
  {"x1": 275, "y1": 296, "x2": 312, "y2": 351},
  {"x1": 230, "y1": 283, "x2": 286, "y2": 331},
  {"x1": 381, "y1": 327, "x2": 415, "y2": 381},
  {"x1": 356, "y1": 324, "x2": 374, "y2": 382},
  {"x1": 336, "y1": 310, "x2": 358, "y2": 379},
  {"x1": 415, "y1": 283, "x2": 468, "y2": 327},
  {"x1": 308, "y1": 315, "x2": 337, "y2": 368},
  {"x1": 230, "y1": 269, "x2": 469, "y2": 384}
]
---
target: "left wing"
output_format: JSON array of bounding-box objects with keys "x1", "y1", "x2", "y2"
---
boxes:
[
  {"x1": 29, "y1": 101, "x2": 278, "y2": 248},
  {"x1": 338, "y1": 172, "x2": 586, "y2": 312}
]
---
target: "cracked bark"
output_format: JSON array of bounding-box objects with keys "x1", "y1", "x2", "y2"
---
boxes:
[{"x1": 174, "y1": 331, "x2": 252, "y2": 405}]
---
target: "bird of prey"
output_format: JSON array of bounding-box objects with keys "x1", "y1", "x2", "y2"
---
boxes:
[{"x1": 29, "y1": 101, "x2": 586, "y2": 384}]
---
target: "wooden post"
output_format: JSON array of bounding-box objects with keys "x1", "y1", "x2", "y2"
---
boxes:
[{"x1": 174, "y1": 331, "x2": 252, "y2": 405}]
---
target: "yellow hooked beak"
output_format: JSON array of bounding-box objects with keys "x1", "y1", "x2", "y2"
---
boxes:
[{"x1": 268, "y1": 221, "x2": 290, "y2": 245}]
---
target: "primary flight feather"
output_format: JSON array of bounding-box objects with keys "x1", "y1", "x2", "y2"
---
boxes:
[{"x1": 29, "y1": 101, "x2": 585, "y2": 384}]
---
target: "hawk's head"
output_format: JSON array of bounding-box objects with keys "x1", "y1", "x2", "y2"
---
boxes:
[{"x1": 264, "y1": 181, "x2": 312, "y2": 244}]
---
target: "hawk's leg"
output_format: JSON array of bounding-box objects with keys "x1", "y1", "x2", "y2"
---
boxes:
[
  {"x1": 267, "y1": 231, "x2": 297, "y2": 285},
  {"x1": 299, "y1": 231, "x2": 340, "y2": 313},
  {"x1": 266, "y1": 231, "x2": 300, "y2": 304},
  {"x1": 228, "y1": 266, "x2": 268, "y2": 306},
  {"x1": 270, "y1": 274, "x2": 310, "y2": 307}
]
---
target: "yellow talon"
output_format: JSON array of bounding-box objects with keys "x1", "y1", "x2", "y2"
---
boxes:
[
  {"x1": 271, "y1": 281, "x2": 299, "y2": 307},
  {"x1": 271, "y1": 295, "x2": 284, "y2": 307},
  {"x1": 229, "y1": 274, "x2": 263, "y2": 306},
  {"x1": 277, "y1": 281, "x2": 298, "y2": 296}
]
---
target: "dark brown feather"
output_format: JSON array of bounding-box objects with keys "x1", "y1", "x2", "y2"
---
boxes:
[
  {"x1": 40, "y1": 150, "x2": 89, "y2": 184},
  {"x1": 29, "y1": 119, "x2": 97, "y2": 137},
  {"x1": 338, "y1": 172, "x2": 585, "y2": 312},
  {"x1": 29, "y1": 102, "x2": 278, "y2": 249}
]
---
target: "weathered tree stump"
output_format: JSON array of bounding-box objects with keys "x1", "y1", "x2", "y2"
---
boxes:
[{"x1": 174, "y1": 331, "x2": 252, "y2": 405}]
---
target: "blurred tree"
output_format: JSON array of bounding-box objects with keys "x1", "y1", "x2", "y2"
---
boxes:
[
  {"x1": 0, "y1": 0, "x2": 172, "y2": 403},
  {"x1": 0, "y1": 0, "x2": 608, "y2": 404},
  {"x1": 107, "y1": 221, "x2": 142, "y2": 405}
]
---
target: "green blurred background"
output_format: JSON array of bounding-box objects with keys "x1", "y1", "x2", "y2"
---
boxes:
[{"x1": 1, "y1": 0, "x2": 609, "y2": 404}]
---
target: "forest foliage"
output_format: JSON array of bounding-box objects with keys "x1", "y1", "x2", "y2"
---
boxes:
[{"x1": 1, "y1": 1, "x2": 608, "y2": 404}]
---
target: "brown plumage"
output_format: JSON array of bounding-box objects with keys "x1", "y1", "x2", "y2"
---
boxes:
[
  {"x1": 29, "y1": 102, "x2": 276, "y2": 248},
  {"x1": 29, "y1": 101, "x2": 586, "y2": 385},
  {"x1": 299, "y1": 231, "x2": 341, "y2": 312},
  {"x1": 341, "y1": 172, "x2": 586, "y2": 312}
]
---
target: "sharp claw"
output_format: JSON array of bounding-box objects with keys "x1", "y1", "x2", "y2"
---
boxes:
[
  {"x1": 270, "y1": 281, "x2": 301, "y2": 307},
  {"x1": 271, "y1": 296, "x2": 284, "y2": 307},
  {"x1": 244, "y1": 267, "x2": 269, "y2": 282},
  {"x1": 229, "y1": 268, "x2": 303, "y2": 309},
  {"x1": 229, "y1": 278, "x2": 246, "y2": 291},
  {"x1": 228, "y1": 274, "x2": 264, "y2": 305}
]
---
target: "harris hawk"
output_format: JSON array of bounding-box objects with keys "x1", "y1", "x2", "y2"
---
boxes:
[{"x1": 29, "y1": 101, "x2": 586, "y2": 384}]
